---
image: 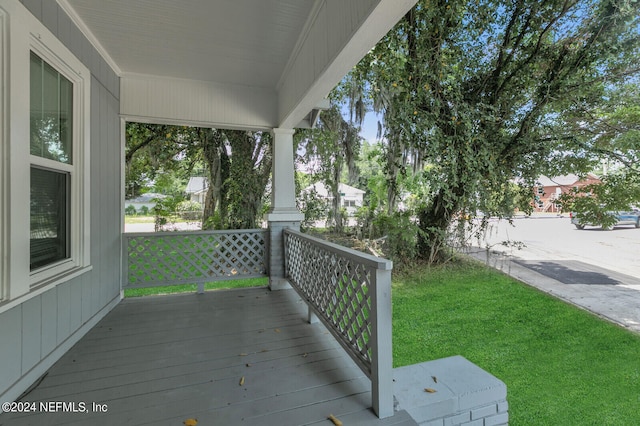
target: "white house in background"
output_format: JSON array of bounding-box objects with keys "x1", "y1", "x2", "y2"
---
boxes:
[
  {"x1": 185, "y1": 177, "x2": 209, "y2": 204},
  {"x1": 304, "y1": 182, "x2": 365, "y2": 215}
]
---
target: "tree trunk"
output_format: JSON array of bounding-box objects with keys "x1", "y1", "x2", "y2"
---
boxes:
[
  {"x1": 417, "y1": 189, "x2": 459, "y2": 263},
  {"x1": 201, "y1": 129, "x2": 227, "y2": 229},
  {"x1": 329, "y1": 165, "x2": 343, "y2": 233},
  {"x1": 384, "y1": 128, "x2": 402, "y2": 215}
]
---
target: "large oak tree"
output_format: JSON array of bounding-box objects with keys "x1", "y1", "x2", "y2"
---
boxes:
[{"x1": 349, "y1": 0, "x2": 639, "y2": 261}]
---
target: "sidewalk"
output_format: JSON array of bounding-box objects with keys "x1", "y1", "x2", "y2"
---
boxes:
[{"x1": 466, "y1": 247, "x2": 640, "y2": 334}]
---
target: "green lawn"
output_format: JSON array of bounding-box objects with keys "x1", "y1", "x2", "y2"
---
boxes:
[
  {"x1": 123, "y1": 277, "x2": 268, "y2": 297},
  {"x1": 124, "y1": 215, "x2": 155, "y2": 224},
  {"x1": 392, "y1": 259, "x2": 640, "y2": 425}
]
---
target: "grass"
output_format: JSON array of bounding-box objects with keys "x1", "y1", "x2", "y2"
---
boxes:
[
  {"x1": 124, "y1": 215, "x2": 155, "y2": 224},
  {"x1": 392, "y1": 259, "x2": 640, "y2": 425},
  {"x1": 124, "y1": 277, "x2": 268, "y2": 297}
]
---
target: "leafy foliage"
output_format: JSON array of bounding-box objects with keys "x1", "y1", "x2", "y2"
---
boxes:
[
  {"x1": 296, "y1": 105, "x2": 362, "y2": 232},
  {"x1": 125, "y1": 123, "x2": 196, "y2": 199},
  {"x1": 560, "y1": 172, "x2": 640, "y2": 227},
  {"x1": 346, "y1": 0, "x2": 640, "y2": 261},
  {"x1": 370, "y1": 212, "x2": 421, "y2": 262},
  {"x1": 125, "y1": 123, "x2": 271, "y2": 230},
  {"x1": 297, "y1": 187, "x2": 329, "y2": 231}
]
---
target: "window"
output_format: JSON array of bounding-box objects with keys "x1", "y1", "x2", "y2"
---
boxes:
[
  {"x1": 30, "y1": 52, "x2": 74, "y2": 271},
  {"x1": 537, "y1": 186, "x2": 544, "y2": 195},
  {"x1": 343, "y1": 199, "x2": 356, "y2": 208},
  {"x1": 26, "y1": 37, "x2": 90, "y2": 289},
  {"x1": 1, "y1": 1, "x2": 91, "y2": 304}
]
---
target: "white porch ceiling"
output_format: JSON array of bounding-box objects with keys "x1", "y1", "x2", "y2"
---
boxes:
[
  {"x1": 61, "y1": 0, "x2": 418, "y2": 129},
  {"x1": 64, "y1": 0, "x2": 313, "y2": 88}
]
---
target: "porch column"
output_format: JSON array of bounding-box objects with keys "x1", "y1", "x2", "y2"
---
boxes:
[{"x1": 266, "y1": 128, "x2": 303, "y2": 290}]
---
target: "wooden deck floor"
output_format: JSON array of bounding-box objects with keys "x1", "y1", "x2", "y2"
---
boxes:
[{"x1": 1, "y1": 287, "x2": 416, "y2": 426}]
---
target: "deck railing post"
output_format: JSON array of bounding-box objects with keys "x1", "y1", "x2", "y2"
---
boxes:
[
  {"x1": 370, "y1": 266, "x2": 394, "y2": 418},
  {"x1": 267, "y1": 220, "x2": 301, "y2": 290}
]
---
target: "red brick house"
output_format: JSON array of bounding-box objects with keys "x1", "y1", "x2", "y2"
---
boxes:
[{"x1": 533, "y1": 174, "x2": 601, "y2": 212}]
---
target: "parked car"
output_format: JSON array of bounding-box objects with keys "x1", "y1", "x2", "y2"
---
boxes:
[{"x1": 570, "y1": 210, "x2": 640, "y2": 230}]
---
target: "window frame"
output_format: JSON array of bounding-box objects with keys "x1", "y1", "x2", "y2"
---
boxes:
[{"x1": 1, "y1": 0, "x2": 91, "y2": 306}]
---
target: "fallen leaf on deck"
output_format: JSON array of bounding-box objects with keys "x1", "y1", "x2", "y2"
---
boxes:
[
  {"x1": 246, "y1": 363, "x2": 252, "y2": 367},
  {"x1": 424, "y1": 388, "x2": 437, "y2": 393},
  {"x1": 239, "y1": 376, "x2": 245, "y2": 386},
  {"x1": 239, "y1": 353, "x2": 248, "y2": 356},
  {"x1": 432, "y1": 376, "x2": 438, "y2": 383},
  {"x1": 327, "y1": 414, "x2": 343, "y2": 426},
  {"x1": 261, "y1": 349, "x2": 269, "y2": 353},
  {"x1": 274, "y1": 328, "x2": 281, "y2": 333},
  {"x1": 183, "y1": 419, "x2": 198, "y2": 426},
  {"x1": 302, "y1": 353, "x2": 308, "y2": 358}
]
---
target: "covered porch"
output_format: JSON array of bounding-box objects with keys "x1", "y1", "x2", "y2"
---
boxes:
[
  {"x1": 1, "y1": 227, "x2": 507, "y2": 425},
  {"x1": 0, "y1": 1, "x2": 507, "y2": 424}
]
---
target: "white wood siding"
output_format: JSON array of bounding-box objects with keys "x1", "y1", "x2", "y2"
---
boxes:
[{"x1": 0, "y1": 0, "x2": 122, "y2": 402}]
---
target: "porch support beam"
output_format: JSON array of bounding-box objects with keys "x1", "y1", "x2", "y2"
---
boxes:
[{"x1": 266, "y1": 128, "x2": 303, "y2": 291}]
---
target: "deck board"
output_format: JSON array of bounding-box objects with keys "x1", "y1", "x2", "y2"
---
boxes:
[{"x1": 0, "y1": 287, "x2": 417, "y2": 426}]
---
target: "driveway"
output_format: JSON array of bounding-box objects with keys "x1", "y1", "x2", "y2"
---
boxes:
[{"x1": 467, "y1": 214, "x2": 640, "y2": 333}]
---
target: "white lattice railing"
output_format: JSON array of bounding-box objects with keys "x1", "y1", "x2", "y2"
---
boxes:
[
  {"x1": 123, "y1": 229, "x2": 267, "y2": 292},
  {"x1": 283, "y1": 229, "x2": 394, "y2": 418}
]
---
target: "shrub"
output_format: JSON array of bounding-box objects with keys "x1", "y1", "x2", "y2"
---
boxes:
[
  {"x1": 298, "y1": 188, "x2": 329, "y2": 230},
  {"x1": 175, "y1": 200, "x2": 203, "y2": 221},
  {"x1": 371, "y1": 212, "x2": 419, "y2": 262}
]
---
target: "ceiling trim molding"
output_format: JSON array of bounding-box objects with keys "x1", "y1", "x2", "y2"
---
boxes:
[
  {"x1": 57, "y1": 0, "x2": 122, "y2": 75},
  {"x1": 276, "y1": 0, "x2": 325, "y2": 92}
]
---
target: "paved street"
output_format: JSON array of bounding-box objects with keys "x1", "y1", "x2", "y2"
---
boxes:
[
  {"x1": 471, "y1": 214, "x2": 640, "y2": 280},
  {"x1": 467, "y1": 214, "x2": 640, "y2": 333}
]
